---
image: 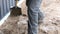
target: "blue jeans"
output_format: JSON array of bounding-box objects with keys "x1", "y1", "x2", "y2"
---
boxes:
[{"x1": 26, "y1": 0, "x2": 44, "y2": 34}]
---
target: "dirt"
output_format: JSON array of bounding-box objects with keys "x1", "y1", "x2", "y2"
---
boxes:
[{"x1": 0, "y1": 0, "x2": 60, "y2": 34}]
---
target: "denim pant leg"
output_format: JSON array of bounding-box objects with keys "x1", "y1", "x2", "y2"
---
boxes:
[
  {"x1": 26, "y1": 0, "x2": 42, "y2": 34},
  {"x1": 38, "y1": 9, "x2": 45, "y2": 25}
]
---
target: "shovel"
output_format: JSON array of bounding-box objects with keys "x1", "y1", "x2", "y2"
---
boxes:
[{"x1": 10, "y1": 0, "x2": 22, "y2": 16}]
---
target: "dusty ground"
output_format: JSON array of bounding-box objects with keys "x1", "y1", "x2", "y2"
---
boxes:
[{"x1": 0, "y1": 0, "x2": 60, "y2": 34}]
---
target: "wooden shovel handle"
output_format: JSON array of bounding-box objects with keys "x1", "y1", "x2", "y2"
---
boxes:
[{"x1": 15, "y1": 0, "x2": 18, "y2": 7}]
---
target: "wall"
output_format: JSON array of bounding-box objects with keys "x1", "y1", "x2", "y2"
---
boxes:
[{"x1": 0, "y1": 0, "x2": 15, "y2": 20}]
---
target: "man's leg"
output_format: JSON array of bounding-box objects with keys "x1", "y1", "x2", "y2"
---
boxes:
[
  {"x1": 38, "y1": 10, "x2": 45, "y2": 25},
  {"x1": 26, "y1": 0, "x2": 43, "y2": 34}
]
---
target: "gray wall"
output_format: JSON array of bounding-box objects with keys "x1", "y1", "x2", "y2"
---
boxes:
[{"x1": 0, "y1": 0, "x2": 15, "y2": 20}]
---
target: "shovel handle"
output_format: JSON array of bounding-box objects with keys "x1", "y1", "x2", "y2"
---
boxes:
[{"x1": 15, "y1": 0, "x2": 18, "y2": 7}]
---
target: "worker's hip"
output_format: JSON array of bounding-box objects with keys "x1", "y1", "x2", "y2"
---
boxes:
[{"x1": 26, "y1": 0, "x2": 42, "y2": 7}]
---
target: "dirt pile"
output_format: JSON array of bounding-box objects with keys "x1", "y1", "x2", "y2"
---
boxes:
[
  {"x1": 0, "y1": 16, "x2": 27, "y2": 34},
  {"x1": 40, "y1": 0, "x2": 60, "y2": 34}
]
